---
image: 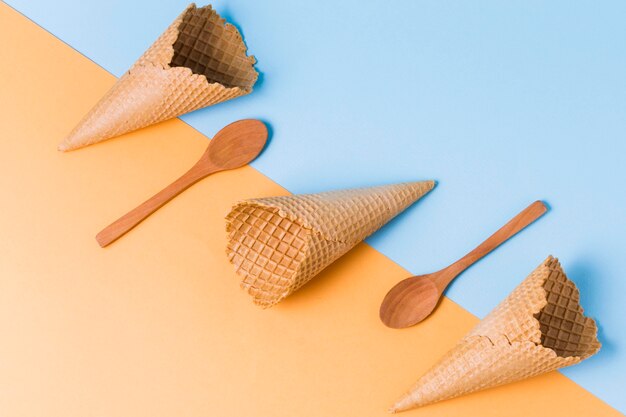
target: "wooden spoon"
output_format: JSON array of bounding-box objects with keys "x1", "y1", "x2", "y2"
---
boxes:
[
  {"x1": 379, "y1": 200, "x2": 547, "y2": 329},
  {"x1": 96, "y1": 119, "x2": 268, "y2": 247}
]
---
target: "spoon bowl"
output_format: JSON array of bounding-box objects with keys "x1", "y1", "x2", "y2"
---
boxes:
[
  {"x1": 207, "y1": 119, "x2": 267, "y2": 170},
  {"x1": 380, "y1": 275, "x2": 440, "y2": 329}
]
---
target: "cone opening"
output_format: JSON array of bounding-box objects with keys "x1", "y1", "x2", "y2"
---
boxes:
[
  {"x1": 226, "y1": 203, "x2": 312, "y2": 307},
  {"x1": 170, "y1": 5, "x2": 257, "y2": 90},
  {"x1": 534, "y1": 258, "x2": 600, "y2": 358}
]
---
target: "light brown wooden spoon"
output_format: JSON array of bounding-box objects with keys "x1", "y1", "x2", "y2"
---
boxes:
[
  {"x1": 96, "y1": 119, "x2": 268, "y2": 247},
  {"x1": 379, "y1": 200, "x2": 547, "y2": 329}
]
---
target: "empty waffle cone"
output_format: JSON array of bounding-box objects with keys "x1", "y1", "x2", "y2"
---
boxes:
[
  {"x1": 225, "y1": 181, "x2": 435, "y2": 307},
  {"x1": 391, "y1": 256, "x2": 601, "y2": 413},
  {"x1": 59, "y1": 3, "x2": 258, "y2": 151}
]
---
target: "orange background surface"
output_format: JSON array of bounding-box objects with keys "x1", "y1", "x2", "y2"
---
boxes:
[{"x1": 0, "y1": 4, "x2": 620, "y2": 416}]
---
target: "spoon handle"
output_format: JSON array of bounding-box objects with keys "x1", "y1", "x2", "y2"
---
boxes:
[
  {"x1": 95, "y1": 163, "x2": 212, "y2": 248},
  {"x1": 437, "y1": 201, "x2": 547, "y2": 287}
]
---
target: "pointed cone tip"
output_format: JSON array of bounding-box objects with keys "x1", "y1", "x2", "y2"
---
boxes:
[
  {"x1": 404, "y1": 180, "x2": 435, "y2": 189},
  {"x1": 407, "y1": 179, "x2": 436, "y2": 199},
  {"x1": 58, "y1": 134, "x2": 88, "y2": 152},
  {"x1": 57, "y1": 136, "x2": 75, "y2": 152},
  {"x1": 389, "y1": 395, "x2": 416, "y2": 414}
]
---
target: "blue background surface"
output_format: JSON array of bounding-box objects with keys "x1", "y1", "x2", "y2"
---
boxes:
[{"x1": 5, "y1": 0, "x2": 625, "y2": 412}]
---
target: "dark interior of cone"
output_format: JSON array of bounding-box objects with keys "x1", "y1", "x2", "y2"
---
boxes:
[
  {"x1": 534, "y1": 259, "x2": 600, "y2": 358},
  {"x1": 170, "y1": 5, "x2": 257, "y2": 89}
]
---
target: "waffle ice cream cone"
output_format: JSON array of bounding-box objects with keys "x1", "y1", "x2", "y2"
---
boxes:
[
  {"x1": 225, "y1": 181, "x2": 435, "y2": 307},
  {"x1": 59, "y1": 3, "x2": 258, "y2": 151},
  {"x1": 391, "y1": 256, "x2": 601, "y2": 413}
]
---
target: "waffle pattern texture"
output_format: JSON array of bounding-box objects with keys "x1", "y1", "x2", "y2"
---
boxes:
[
  {"x1": 59, "y1": 3, "x2": 257, "y2": 151},
  {"x1": 225, "y1": 181, "x2": 435, "y2": 307},
  {"x1": 391, "y1": 256, "x2": 601, "y2": 413}
]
